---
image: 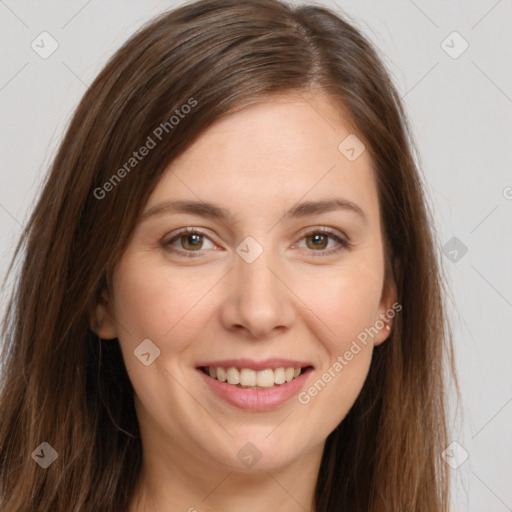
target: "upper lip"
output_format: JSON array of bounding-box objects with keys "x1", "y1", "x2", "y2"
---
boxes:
[{"x1": 196, "y1": 358, "x2": 314, "y2": 371}]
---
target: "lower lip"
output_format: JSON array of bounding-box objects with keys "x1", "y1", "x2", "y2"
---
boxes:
[{"x1": 197, "y1": 368, "x2": 312, "y2": 411}]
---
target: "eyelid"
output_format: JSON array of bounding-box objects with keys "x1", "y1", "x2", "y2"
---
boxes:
[{"x1": 297, "y1": 225, "x2": 348, "y2": 242}]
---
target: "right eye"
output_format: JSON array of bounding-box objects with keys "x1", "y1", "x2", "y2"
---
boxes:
[{"x1": 163, "y1": 228, "x2": 217, "y2": 257}]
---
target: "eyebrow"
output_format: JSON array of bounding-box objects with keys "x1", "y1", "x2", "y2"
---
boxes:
[{"x1": 140, "y1": 197, "x2": 367, "y2": 223}]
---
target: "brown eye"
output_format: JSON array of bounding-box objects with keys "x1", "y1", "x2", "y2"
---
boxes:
[
  {"x1": 305, "y1": 233, "x2": 329, "y2": 250},
  {"x1": 163, "y1": 228, "x2": 216, "y2": 257},
  {"x1": 179, "y1": 233, "x2": 204, "y2": 251},
  {"x1": 296, "y1": 228, "x2": 349, "y2": 257}
]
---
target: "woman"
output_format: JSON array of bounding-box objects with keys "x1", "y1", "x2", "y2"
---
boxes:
[{"x1": 0, "y1": 0, "x2": 456, "y2": 510}]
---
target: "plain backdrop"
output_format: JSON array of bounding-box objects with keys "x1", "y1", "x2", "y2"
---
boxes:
[{"x1": 1, "y1": 1, "x2": 511, "y2": 510}]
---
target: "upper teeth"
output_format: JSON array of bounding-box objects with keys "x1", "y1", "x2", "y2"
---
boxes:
[{"x1": 207, "y1": 366, "x2": 302, "y2": 388}]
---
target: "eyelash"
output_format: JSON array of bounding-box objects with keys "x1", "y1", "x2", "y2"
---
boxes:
[{"x1": 162, "y1": 227, "x2": 350, "y2": 258}]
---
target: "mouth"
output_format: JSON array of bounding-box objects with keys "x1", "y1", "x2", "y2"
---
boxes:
[
  {"x1": 198, "y1": 365, "x2": 314, "y2": 390},
  {"x1": 195, "y1": 358, "x2": 315, "y2": 410}
]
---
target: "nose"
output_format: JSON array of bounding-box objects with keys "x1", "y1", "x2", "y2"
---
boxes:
[{"x1": 219, "y1": 245, "x2": 296, "y2": 339}]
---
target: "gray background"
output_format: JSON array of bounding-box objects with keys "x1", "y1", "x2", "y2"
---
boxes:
[{"x1": 1, "y1": 1, "x2": 511, "y2": 510}]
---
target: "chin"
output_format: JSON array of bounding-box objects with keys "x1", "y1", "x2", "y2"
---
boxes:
[{"x1": 204, "y1": 430, "x2": 310, "y2": 473}]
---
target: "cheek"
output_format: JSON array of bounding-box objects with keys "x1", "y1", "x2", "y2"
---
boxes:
[
  {"x1": 294, "y1": 258, "x2": 385, "y2": 353},
  {"x1": 109, "y1": 257, "x2": 212, "y2": 417},
  {"x1": 291, "y1": 257, "x2": 383, "y2": 424},
  {"x1": 111, "y1": 255, "x2": 216, "y2": 345}
]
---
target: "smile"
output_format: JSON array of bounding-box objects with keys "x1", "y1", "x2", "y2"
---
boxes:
[
  {"x1": 196, "y1": 359, "x2": 314, "y2": 411},
  {"x1": 199, "y1": 365, "x2": 308, "y2": 389}
]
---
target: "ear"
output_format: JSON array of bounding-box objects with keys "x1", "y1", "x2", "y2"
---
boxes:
[
  {"x1": 373, "y1": 274, "x2": 398, "y2": 346},
  {"x1": 88, "y1": 288, "x2": 118, "y2": 340}
]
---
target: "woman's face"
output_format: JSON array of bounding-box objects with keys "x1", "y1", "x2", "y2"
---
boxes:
[{"x1": 95, "y1": 92, "x2": 396, "y2": 473}]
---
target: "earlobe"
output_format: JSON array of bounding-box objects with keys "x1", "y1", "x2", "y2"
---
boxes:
[
  {"x1": 88, "y1": 289, "x2": 118, "y2": 340},
  {"x1": 374, "y1": 321, "x2": 392, "y2": 347},
  {"x1": 374, "y1": 277, "x2": 398, "y2": 346}
]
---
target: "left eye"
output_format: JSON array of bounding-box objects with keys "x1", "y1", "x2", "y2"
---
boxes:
[
  {"x1": 163, "y1": 228, "x2": 348, "y2": 257},
  {"x1": 296, "y1": 230, "x2": 348, "y2": 253}
]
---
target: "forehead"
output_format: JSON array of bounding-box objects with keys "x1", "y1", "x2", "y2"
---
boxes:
[{"x1": 147, "y1": 93, "x2": 379, "y2": 223}]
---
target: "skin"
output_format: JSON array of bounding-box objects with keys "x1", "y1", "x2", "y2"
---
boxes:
[{"x1": 92, "y1": 91, "x2": 397, "y2": 512}]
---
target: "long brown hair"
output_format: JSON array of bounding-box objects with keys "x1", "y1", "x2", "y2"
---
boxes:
[{"x1": 0, "y1": 0, "x2": 456, "y2": 510}]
